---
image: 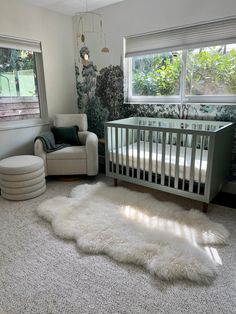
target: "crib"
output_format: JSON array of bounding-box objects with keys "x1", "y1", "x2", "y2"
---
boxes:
[{"x1": 104, "y1": 117, "x2": 234, "y2": 206}]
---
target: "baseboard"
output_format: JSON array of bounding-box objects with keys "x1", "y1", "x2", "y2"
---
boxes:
[{"x1": 222, "y1": 181, "x2": 236, "y2": 195}]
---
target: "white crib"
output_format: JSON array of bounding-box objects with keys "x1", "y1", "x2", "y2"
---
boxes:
[{"x1": 104, "y1": 117, "x2": 234, "y2": 207}]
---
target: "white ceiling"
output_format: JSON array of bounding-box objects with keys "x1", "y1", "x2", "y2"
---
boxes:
[{"x1": 21, "y1": 0, "x2": 125, "y2": 15}]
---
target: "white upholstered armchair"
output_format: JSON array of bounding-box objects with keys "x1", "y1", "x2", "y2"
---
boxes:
[{"x1": 34, "y1": 114, "x2": 98, "y2": 176}]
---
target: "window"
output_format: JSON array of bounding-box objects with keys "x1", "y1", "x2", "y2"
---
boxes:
[
  {"x1": 128, "y1": 44, "x2": 236, "y2": 103},
  {"x1": 125, "y1": 18, "x2": 236, "y2": 104},
  {"x1": 0, "y1": 35, "x2": 47, "y2": 124},
  {"x1": 131, "y1": 50, "x2": 182, "y2": 100},
  {"x1": 185, "y1": 45, "x2": 236, "y2": 99}
]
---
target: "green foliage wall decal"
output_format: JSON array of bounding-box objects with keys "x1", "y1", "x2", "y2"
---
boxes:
[
  {"x1": 75, "y1": 48, "x2": 109, "y2": 138},
  {"x1": 96, "y1": 65, "x2": 124, "y2": 120}
]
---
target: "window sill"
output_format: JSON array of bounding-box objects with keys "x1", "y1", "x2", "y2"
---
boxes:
[
  {"x1": 125, "y1": 100, "x2": 236, "y2": 105},
  {"x1": 0, "y1": 118, "x2": 50, "y2": 131}
]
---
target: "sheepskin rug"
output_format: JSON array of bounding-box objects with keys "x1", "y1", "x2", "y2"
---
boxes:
[{"x1": 37, "y1": 182, "x2": 229, "y2": 284}]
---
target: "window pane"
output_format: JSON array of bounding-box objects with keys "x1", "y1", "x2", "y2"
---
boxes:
[
  {"x1": 18, "y1": 69, "x2": 37, "y2": 97},
  {"x1": 132, "y1": 51, "x2": 182, "y2": 97},
  {"x1": 186, "y1": 44, "x2": 236, "y2": 96},
  {"x1": 0, "y1": 47, "x2": 40, "y2": 121}
]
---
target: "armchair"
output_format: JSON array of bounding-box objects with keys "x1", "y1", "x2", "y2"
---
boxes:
[{"x1": 34, "y1": 114, "x2": 98, "y2": 176}]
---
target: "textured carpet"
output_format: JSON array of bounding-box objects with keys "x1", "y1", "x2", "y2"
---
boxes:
[
  {"x1": 0, "y1": 175, "x2": 236, "y2": 314},
  {"x1": 37, "y1": 182, "x2": 228, "y2": 284}
]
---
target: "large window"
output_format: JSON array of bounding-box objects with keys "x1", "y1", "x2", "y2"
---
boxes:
[
  {"x1": 128, "y1": 43, "x2": 236, "y2": 103},
  {"x1": 0, "y1": 36, "x2": 47, "y2": 124},
  {"x1": 125, "y1": 18, "x2": 236, "y2": 104}
]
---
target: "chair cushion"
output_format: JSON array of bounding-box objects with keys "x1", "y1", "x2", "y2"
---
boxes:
[
  {"x1": 54, "y1": 114, "x2": 88, "y2": 131},
  {"x1": 51, "y1": 126, "x2": 81, "y2": 146},
  {"x1": 47, "y1": 146, "x2": 86, "y2": 160}
]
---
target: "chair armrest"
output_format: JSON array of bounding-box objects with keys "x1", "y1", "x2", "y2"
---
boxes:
[
  {"x1": 78, "y1": 131, "x2": 98, "y2": 175},
  {"x1": 78, "y1": 131, "x2": 91, "y2": 145},
  {"x1": 34, "y1": 139, "x2": 47, "y2": 176}
]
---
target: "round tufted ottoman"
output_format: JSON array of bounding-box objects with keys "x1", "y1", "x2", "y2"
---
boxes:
[{"x1": 0, "y1": 155, "x2": 46, "y2": 200}]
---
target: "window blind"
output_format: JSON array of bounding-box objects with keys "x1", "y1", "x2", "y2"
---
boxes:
[
  {"x1": 0, "y1": 35, "x2": 41, "y2": 53},
  {"x1": 125, "y1": 17, "x2": 236, "y2": 57}
]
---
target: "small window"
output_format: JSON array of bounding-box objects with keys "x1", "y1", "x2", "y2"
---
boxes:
[
  {"x1": 0, "y1": 36, "x2": 47, "y2": 124},
  {"x1": 186, "y1": 44, "x2": 236, "y2": 97},
  {"x1": 131, "y1": 51, "x2": 182, "y2": 98}
]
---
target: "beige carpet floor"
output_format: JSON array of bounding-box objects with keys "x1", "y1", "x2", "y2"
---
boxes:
[{"x1": 0, "y1": 175, "x2": 236, "y2": 314}]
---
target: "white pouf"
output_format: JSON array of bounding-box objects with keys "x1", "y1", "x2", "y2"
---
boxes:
[{"x1": 0, "y1": 155, "x2": 46, "y2": 200}]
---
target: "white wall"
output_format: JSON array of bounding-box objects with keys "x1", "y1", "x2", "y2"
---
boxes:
[
  {"x1": 86, "y1": 0, "x2": 236, "y2": 70},
  {"x1": 0, "y1": 0, "x2": 77, "y2": 159}
]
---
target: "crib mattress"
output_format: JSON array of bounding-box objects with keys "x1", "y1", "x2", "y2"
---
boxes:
[{"x1": 109, "y1": 141, "x2": 208, "y2": 183}]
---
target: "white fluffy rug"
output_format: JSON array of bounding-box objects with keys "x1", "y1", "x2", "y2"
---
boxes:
[{"x1": 37, "y1": 182, "x2": 229, "y2": 284}]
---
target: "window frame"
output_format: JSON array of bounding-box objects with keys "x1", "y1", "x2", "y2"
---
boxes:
[
  {"x1": 0, "y1": 35, "x2": 48, "y2": 130},
  {"x1": 127, "y1": 44, "x2": 236, "y2": 104}
]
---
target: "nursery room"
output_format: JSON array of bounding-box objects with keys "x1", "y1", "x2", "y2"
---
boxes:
[{"x1": 1, "y1": 0, "x2": 236, "y2": 313}]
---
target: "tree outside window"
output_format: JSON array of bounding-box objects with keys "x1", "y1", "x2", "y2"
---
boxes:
[{"x1": 129, "y1": 43, "x2": 236, "y2": 103}]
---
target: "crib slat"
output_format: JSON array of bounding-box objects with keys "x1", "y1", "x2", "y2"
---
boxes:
[
  {"x1": 132, "y1": 128, "x2": 134, "y2": 178},
  {"x1": 137, "y1": 129, "x2": 141, "y2": 179},
  {"x1": 168, "y1": 132, "x2": 172, "y2": 187},
  {"x1": 149, "y1": 131, "x2": 153, "y2": 182},
  {"x1": 143, "y1": 130, "x2": 146, "y2": 181},
  {"x1": 111, "y1": 127, "x2": 114, "y2": 172},
  {"x1": 115, "y1": 127, "x2": 119, "y2": 174},
  {"x1": 174, "y1": 133, "x2": 181, "y2": 189},
  {"x1": 197, "y1": 135, "x2": 204, "y2": 194},
  {"x1": 105, "y1": 126, "x2": 109, "y2": 174},
  {"x1": 126, "y1": 128, "x2": 129, "y2": 177},
  {"x1": 121, "y1": 128, "x2": 124, "y2": 175},
  {"x1": 204, "y1": 134, "x2": 214, "y2": 199},
  {"x1": 161, "y1": 132, "x2": 166, "y2": 186},
  {"x1": 189, "y1": 133, "x2": 197, "y2": 193},
  {"x1": 182, "y1": 134, "x2": 188, "y2": 191},
  {"x1": 155, "y1": 131, "x2": 158, "y2": 184}
]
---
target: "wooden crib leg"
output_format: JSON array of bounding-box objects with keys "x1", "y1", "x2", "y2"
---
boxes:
[
  {"x1": 114, "y1": 179, "x2": 118, "y2": 186},
  {"x1": 202, "y1": 203, "x2": 208, "y2": 213}
]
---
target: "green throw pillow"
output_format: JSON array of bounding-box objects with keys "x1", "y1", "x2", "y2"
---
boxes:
[{"x1": 51, "y1": 126, "x2": 81, "y2": 146}]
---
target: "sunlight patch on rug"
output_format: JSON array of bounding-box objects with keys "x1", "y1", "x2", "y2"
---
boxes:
[{"x1": 37, "y1": 182, "x2": 229, "y2": 284}]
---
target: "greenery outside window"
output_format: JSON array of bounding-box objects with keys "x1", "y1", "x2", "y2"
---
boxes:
[
  {"x1": 0, "y1": 35, "x2": 47, "y2": 127},
  {"x1": 128, "y1": 43, "x2": 236, "y2": 104},
  {"x1": 131, "y1": 50, "x2": 182, "y2": 102},
  {"x1": 185, "y1": 45, "x2": 236, "y2": 100}
]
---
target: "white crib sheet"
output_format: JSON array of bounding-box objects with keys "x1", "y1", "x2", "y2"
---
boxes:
[{"x1": 109, "y1": 141, "x2": 208, "y2": 183}]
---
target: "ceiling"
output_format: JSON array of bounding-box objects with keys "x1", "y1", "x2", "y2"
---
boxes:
[{"x1": 21, "y1": 0, "x2": 125, "y2": 15}]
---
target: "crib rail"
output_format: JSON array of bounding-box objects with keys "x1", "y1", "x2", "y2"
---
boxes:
[{"x1": 105, "y1": 117, "x2": 234, "y2": 203}]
